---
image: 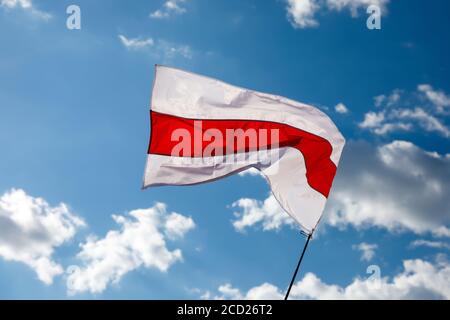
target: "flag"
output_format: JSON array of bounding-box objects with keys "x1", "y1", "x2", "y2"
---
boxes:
[{"x1": 143, "y1": 65, "x2": 345, "y2": 234}]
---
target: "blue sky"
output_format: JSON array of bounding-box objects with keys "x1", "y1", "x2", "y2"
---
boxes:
[{"x1": 0, "y1": 0, "x2": 450, "y2": 299}]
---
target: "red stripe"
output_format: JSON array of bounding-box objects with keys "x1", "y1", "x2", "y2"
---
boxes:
[{"x1": 148, "y1": 111, "x2": 336, "y2": 198}]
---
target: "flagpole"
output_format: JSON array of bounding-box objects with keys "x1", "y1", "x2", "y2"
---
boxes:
[{"x1": 284, "y1": 231, "x2": 313, "y2": 300}]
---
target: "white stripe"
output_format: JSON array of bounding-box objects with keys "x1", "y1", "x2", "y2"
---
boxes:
[
  {"x1": 143, "y1": 147, "x2": 325, "y2": 234},
  {"x1": 143, "y1": 149, "x2": 278, "y2": 186},
  {"x1": 151, "y1": 65, "x2": 345, "y2": 165}
]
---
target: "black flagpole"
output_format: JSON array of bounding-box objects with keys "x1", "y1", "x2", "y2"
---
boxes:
[{"x1": 284, "y1": 232, "x2": 313, "y2": 300}]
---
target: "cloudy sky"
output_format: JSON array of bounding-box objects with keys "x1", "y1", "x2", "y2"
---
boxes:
[{"x1": 1, "y1": 0, "x2": 450, "y2": 299}]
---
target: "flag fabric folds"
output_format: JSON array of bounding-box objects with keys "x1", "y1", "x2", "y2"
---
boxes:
[{"x1": 143, "y1": 65, "x2": 345, "y2": 234}]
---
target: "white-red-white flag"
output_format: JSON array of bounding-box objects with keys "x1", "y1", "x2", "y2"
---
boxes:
[{"x1": 143, "y1": 66, "x2": 345, "y2": 234}]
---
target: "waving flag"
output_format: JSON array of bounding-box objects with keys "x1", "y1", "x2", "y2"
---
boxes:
[{"x1": 143, "y1": 65, "x2": 345, "y2": 234}]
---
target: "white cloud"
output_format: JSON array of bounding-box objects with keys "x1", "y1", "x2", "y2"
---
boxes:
[
  {"x1": 164, "y1": 212, "x2": 196, "y2": 240},
  {"x1": 352, "y1": 242, "x2": 378, "y2": 261},
  {"x1": 286, "y1": 0, "x2": 320, "y2": 28},
  {"x1": 206, "y1": 257, "x2": 450, "y2": 300},
  {"x1": 374, "y1": 123, "x2": 412, "y2": 136},
  {"x1": 285, "y1": 0, "x2": 389, "y2": 28},
  {"x1": 335, "y1": 103, "x2": 349, "y2": 114},
  {"x1": 118, "y1": 35, "x2": 154, "y2": 50},
  {"x1": 326, "y1": 0, "x2": 389, "y2": 17},
  {"x1": 387, "y1": 90, "x2": 402, "y2": 105},
  {"x1": 231, "y1": 195, "x2": 294, "y2": 232},
  {"x1": 290, "y1": 258, "x2": 450, "y2": 299},
  {"x1": 1, "y1": 0, "x2": 51, "y2": 20},
  {"x1": 360, "y1": 108, "x2": 448, "y2": 137},
  {"x1": 150, "y1": 0, "x2": 187, "y2": 19},
  {"x1": 238, "y1": 167, "x2": 263, "y2": 177},
  {"x1": 394, "y1": 108, "x2": 450, "y2": 138},
  {"x1": 373, "y1": 89, "x2": 401, "y2": 108},
  {"x1": 118, "y1": 34, "x2": 192, "y2": 60},
  {"x1": 418, "y1": 84, "x2": 450, "y2": 114},
  {"x1": 374, "y1": 95, "x2": 386, "y2": 108},
  {"x1": 157, "y1": 39, "x2": 193, "y2": 59},
  {"x1": 231, "y1": 140, "x2": 450, "y2": 237},
  {"x1": 360, "y1": 86, "x2": 450, "y2": 138},
  {"x1": 216, "y1": 283, "x2": 244, "y2": 300},
  {"x1": 358, "y1": 108, "x2": 414, "y2": 136},
  {"x1": 0, "y1": 189, "x2": 85, "y2": 285},
  {"x1": 66, "y1": 203, "x2": 195, "y2": 295},
  {"x1": 1, "y1": 0, "x2": 31, "y2": 8},
  {"x1": 325, "y1": 140, "x2": 450, "y2": 236},
  {"x1": 205, "y1": 282, "x2": 284, "y2": 300},
  {"x1": 359, "y1": 111, "x2": 385, "y2": 129},
  {"x1": 410, "y1": 240, "x2": 450, "y2": 250},
  {"x1": 245, "y1": 283, "x2": 285, "y2": 300}
]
